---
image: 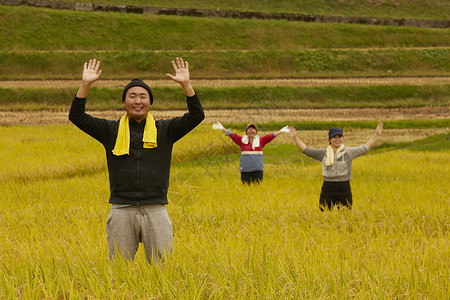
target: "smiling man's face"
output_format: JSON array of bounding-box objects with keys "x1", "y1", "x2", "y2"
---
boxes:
[{"x1": 123, "y1": 86, "x2": 151, "y2": 122}]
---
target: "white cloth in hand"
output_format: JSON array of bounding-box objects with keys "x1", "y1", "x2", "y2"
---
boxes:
[
  {"x1": 212, "y1": 122, "x2": 224, "y2": 130},
  {"x1": 280, "y1": 125, "x2": 290, "y2": 133}
]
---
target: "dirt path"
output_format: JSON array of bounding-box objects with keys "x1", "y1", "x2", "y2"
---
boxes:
[
  {"x1": 2, "y1": 107, "x2": 447, "y2": 146},
  {"x1": 1, "y1": 76, "x2": 449, "y2": 88},
  {"x1": 1, "y1": 106, "x2": 448, "y2": 126}
]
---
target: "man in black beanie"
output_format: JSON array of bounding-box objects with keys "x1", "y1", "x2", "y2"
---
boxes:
[{"x1": 69, "y1": 57, "x2": 204, "y2": 265}]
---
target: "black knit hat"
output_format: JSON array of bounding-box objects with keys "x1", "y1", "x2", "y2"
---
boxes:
[{"x1": 122, "y1": 79, "x2": 153, "y2": 104}]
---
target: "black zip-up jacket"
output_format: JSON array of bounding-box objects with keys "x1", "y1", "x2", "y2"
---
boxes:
[{"x1": 69, "y1": 93, "x2": 204, "y2": 205}]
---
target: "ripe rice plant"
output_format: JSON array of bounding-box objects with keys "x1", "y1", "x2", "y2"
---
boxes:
[{"x1": 0, "y1": 124, "x2": 448, "y2": 298}]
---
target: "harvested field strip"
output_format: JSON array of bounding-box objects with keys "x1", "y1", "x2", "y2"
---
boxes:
[
  {"x1": 1, "y1": 107, "x2": 449, "y2": 126},
  {"x1": 1, "y1": 77, "x2": 449, "y2": 89}
]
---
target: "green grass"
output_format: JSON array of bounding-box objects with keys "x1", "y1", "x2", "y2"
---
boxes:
[
  {"x1": 230, "y1": 119, "x2": 450, "y2": 132},
  {"x1": 1, "y1": 6, "x2": 448, "y2": 80},
  {"x1": 2, "y1": 48, "x2": 449, "y2": 80},
  {"x1": 1, "y1": 48, "x2": 449, "y2": 80},
  {"x1": 371, "y1": 133, "x2": 450, "y2": 152},
  {"x1": 1, "y1": 6, "x2": 449, "y2": 52},
  {"x1": 1, "y1": 84, "x2": 449, "y2": 111},
  {"x1": 29, "y1": 0, "x2": 450, "y2": 20},
  {"x1": 0, "y1": 124, "x2": 448, "y2": 298}
]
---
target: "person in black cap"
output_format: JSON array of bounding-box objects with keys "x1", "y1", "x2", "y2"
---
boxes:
[
  {"x1": 288, "y1": 123, "x2": 383, "y2": 210},
  {"x1": 213, "y1": 122, "x2": 289, "y2": 184},
  {"x1": 69, "y1": 58, "x2": 204, "y2": 265}
]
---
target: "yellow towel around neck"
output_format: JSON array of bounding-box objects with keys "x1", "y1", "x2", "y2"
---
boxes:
[
  {"x1": 325, "y1": 144, "x2": 344, "y2": 166},
  {"x1": 112, "y1": 113, "x2": 157, "y2": 156}
]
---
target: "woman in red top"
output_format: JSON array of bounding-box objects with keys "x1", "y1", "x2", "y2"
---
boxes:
[{"x1": 214, "y1": 122, "x2": 289, "y2": 184}]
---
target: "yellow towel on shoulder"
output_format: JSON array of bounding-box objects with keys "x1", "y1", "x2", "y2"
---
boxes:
[
  {"x1": 326, "y1": 144, "x2": 344, "y2": 166},
  {"x1": 112, "y1": 113, "x2": 157, "y2": 156}
]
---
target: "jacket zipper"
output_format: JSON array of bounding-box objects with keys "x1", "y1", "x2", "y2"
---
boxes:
[{"x1": 137, "y1": 147, "x2": 140, "y2": 202}]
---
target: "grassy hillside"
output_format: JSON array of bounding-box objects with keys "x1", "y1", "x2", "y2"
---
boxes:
[
  {"x1": 1, "y1": 85, "x2": 449, "y2": 111},
  {"x1": 1, "y1": 49, "x2": 449, "y2": 80},
  {"x1": 1, "y1": 6, "x2": 448, "y2": 51},
  {"x1": 0, "y1": 5, "x2": 447, "y2": 112},
  {"x1": 33, "y1": 0, "x2": 450, "y2": 20},
  {"x1": 0, "y1": 6, "x2": 449, "y2": 82}
]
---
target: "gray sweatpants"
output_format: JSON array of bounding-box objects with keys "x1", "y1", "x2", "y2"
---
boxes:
[{"x1": 106, "y1": 204, "x2": 173, "y2": 265}]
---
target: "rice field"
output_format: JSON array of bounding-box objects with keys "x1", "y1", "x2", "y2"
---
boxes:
[{"x1": 0, "y1": 123, "x2": 448, "y2": 298}]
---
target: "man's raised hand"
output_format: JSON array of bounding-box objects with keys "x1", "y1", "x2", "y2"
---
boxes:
[
  {"x1": 166, "y1": 57, "x2": 190, "y2": 85},
  {"x1": 82, "y1": 59, "x2": 102, "y2": 84},
  {"x1": 76, "y1": 59, "x2": 102, "y2": 98},
  {"x1": 166, "y1": 57, "x2": 195, "y2": 97}
]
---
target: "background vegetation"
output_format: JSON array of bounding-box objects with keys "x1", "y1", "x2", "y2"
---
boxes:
[
  {"x1": 1, "y1": 84, "x2": 449, "y2": 110},
  {"x1": 1, "y1": 49, "x2": 449, "y2": 80},
  {"x1": 0, "y1": 5, "x2": 448, "y2": 110},
  {"x1": 24, "y1": 0, "x2": 450, "y2": 20},
  {"x1": 2, "y1": 6, "x2": 449, "y2": 52}
]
